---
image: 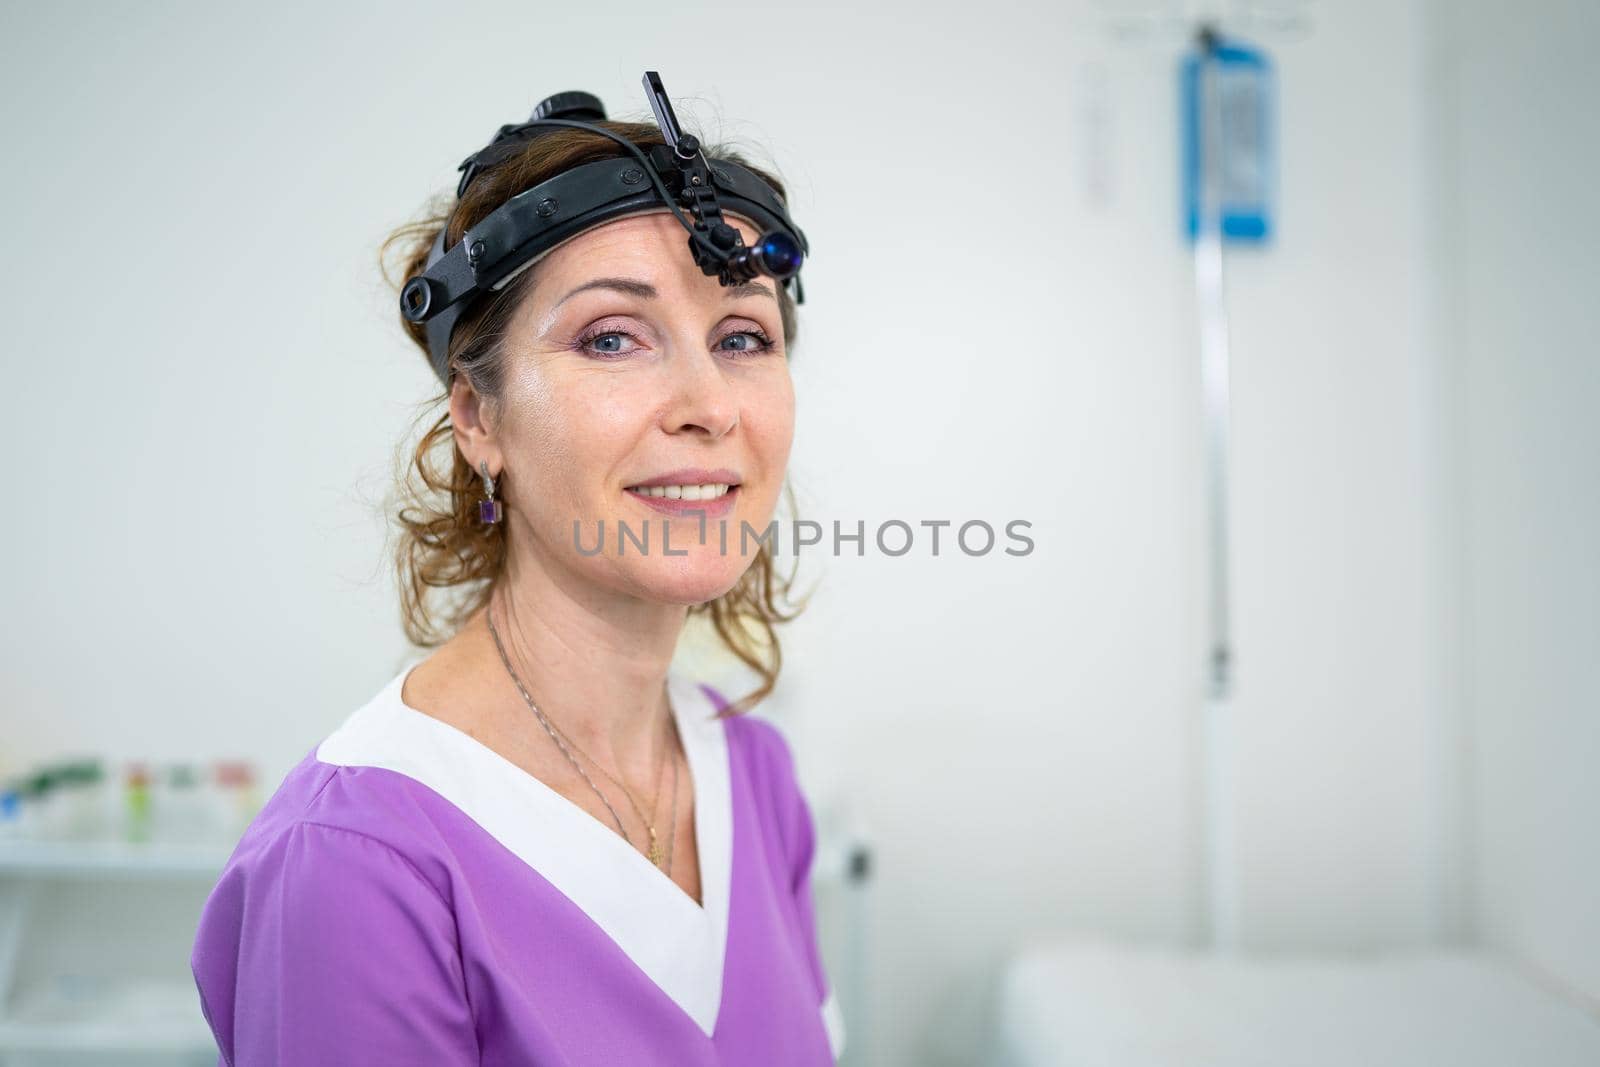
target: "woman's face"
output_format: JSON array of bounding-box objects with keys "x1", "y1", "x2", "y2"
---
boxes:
[{"x1": 483, "y1": 209, "x2": 794, "y2": 606}]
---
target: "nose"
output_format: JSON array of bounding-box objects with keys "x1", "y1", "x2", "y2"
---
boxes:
[{"x1": 660, "y1": 332, "x2": 739, "y2": 438}]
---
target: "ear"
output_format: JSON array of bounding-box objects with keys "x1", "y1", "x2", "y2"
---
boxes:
[{"x1": 449, "y1": 375, "x2": 502, "y2": 478}]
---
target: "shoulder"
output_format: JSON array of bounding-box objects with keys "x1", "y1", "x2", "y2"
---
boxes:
[
  {"x1": 190, "y1": 761, "x2": 477, "y2": 1063},
  {"x1": 192, "y1": 754, "x2": 468, "y2": 1014},
  {"x1": 696, "y1": 676, "x2": 798, "y2": 781},
  {"x1": 708, "y1": 698, "x2": 818, "y2": 881},
  {"x1": 213, "y1": 749, "x2": 460, "y2": 913},
  {"x1": 679, "y1": 677, "x2": 804, "y2": 806},
  {"x1": 725, "y1": 710, "x2": 801, "y2": 787},
  {"x1": 213, "y1": 666, "x2": 472, "y2": 911}
]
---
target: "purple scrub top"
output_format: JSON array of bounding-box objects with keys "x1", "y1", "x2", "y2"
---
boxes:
[{"x1": 189, "y1": 662, "x2": 845, "y2": 1065}]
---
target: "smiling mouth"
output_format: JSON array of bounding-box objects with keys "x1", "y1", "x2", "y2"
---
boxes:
[{"x1": 623, "y1": 482, "x2": 738, "y2": 501}]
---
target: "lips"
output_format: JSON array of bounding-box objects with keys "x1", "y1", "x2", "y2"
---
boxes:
[
  {"x1": 620, "y1": 483, "x2": 739, "y2": 518},
  {"x1": 624, "y1": 467, "x2": 742, "y2": 491},
  {"x1": 622, "y1": 467, "x2": 743, "y2": 519}
]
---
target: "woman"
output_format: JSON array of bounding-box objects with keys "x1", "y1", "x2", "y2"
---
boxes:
[{"x1": 189, "y1": 83, "x2": 844, "y2": 1065}]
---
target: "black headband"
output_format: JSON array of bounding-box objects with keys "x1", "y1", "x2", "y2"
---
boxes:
[{"x1": 400, "y1": 72, "x2": 809, "y2": 387}]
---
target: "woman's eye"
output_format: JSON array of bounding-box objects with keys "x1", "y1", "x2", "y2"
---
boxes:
[
  {"x1": 579, "y1": 330, "x2": 640, "y2": 358},
  {"x1": 719, "y1": 330, "x2": 775, "y2": 355},
  {"x1": 576, "y1": 327, "x2": 774, "y2": 359}
]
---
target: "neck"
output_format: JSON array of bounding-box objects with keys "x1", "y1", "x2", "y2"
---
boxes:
[{"x1": 473, "y1": 552, "x2": 689, "y2": 780}]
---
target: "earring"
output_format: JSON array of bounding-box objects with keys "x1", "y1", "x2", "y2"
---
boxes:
[{"x1": 478, "y1": 460, "x2": 503, "y2": 524}]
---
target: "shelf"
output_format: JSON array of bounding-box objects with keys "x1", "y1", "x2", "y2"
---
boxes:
[
  {"x1": 0, "y1": 977, "x2": 215, "y2": 1055},
  {"x1": 0, "y1": 833, "x2": 859, "y2": 884},
  {"x1": 0, "y1": 839, "x2": 233, "y2": 880}
]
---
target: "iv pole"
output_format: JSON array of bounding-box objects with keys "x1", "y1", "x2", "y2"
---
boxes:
[{"x1": 1192, "y1": 21, "x2": 1240, "y2": 953}]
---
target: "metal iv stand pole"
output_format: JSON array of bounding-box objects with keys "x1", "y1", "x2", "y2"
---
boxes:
[{"x1": 1193, "y1": 21, "x2": 1240, "y2": 954}]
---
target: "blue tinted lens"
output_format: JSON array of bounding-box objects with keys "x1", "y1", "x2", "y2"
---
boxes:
[{"x1": 759, "y1": 232, "x2": 802, "y2": 277}]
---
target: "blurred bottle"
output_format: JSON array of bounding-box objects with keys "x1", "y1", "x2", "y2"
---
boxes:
[
  {"x1": 162, "y1": 762, "x2": 211, "y2": 842},
  {"x1": 0, "y1": 778, "x2": 21, "y2": 840},
  {"x1": 56, "y1": 758, "x2": 108, "y2": 839},
  {"x1": 124, "y1": 762, "x2": 153, "y2": 843},
  {"x1": 55, "y1": 760, "x2": 84, "y2": 837},
  {"x1": 25, "y1": 766, "x2": 60, "y2": 838},
  {"x1": 5, "y1": 756, "x2": 264, "y2": 846},
  {"x1": 212, "y1": 760, "x2": 260, "y2": 840}
]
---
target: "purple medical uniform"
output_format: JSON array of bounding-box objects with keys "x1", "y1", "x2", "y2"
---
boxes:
[{"x1": 189, "y1": 662, "x2": 845, "y2": 1065}]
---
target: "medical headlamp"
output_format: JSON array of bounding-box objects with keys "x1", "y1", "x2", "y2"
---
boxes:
[{"x1": 400, "y1": 71, "x2": 809, "y2": 386}]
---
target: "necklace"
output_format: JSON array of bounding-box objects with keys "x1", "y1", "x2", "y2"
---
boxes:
[
  {"x1": 484, "y1": 593, "x2": 677, "y2": 869},
  {"x1": 546, "y1": 710, "x2": 674, "y2": 866},
  {"x1": 665, "y1": 737, "x2": 679, "y2": 877}
]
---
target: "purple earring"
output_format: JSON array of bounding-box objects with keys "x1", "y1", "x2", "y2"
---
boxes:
[{"x1": 478, "y1": 460, "x2": 503, "y2": 524}]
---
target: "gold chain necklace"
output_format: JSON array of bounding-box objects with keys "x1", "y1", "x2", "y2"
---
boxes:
[
  {"x1": 664, "y1": 739, "x2": 679, "y2": 877},
  {"x1": 485, "y1": 595, "x2": 677, "y2": 869},
  {"x1": 545, "y1": 711, "x2": 674, "y2": 867}
]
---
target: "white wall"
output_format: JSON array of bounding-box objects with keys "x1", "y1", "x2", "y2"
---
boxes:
[
  {"x1": 1215, "y1": 0, "x2": 1444, "y2": 951},
  {"x1": 1430, "y1": 0, "x2": 1600, "y2": 1006},
  {"x1": 2, "y1": 2, "x2": 1474, "y2": 1063}
]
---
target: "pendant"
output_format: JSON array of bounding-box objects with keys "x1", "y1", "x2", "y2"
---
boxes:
[{"x1": 647, "y1": 831, "x2": 664, "y2": 868}]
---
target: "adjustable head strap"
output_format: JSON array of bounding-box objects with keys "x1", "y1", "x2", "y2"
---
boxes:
[{"x1": 400, "y1": 72, "x2": 809, "y2": 388}]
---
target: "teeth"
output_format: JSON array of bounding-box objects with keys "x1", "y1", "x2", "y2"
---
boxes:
[{"x1": 630, "y1": 483, "x2": 733, "y2": 500}]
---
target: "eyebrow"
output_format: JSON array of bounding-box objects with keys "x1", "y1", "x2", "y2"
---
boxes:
[{"x1": 553, "y1": 276, "x2": 775, "y2": 309}]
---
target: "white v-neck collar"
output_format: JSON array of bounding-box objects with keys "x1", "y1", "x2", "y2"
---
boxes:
[{"x1": 314, "y1": 659, "x2": 734, "y2": 1037}]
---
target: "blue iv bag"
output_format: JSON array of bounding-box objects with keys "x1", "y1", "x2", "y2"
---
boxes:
[{"x1": 1182, "y1": 36, "x2": 1275, "y2": 243}]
